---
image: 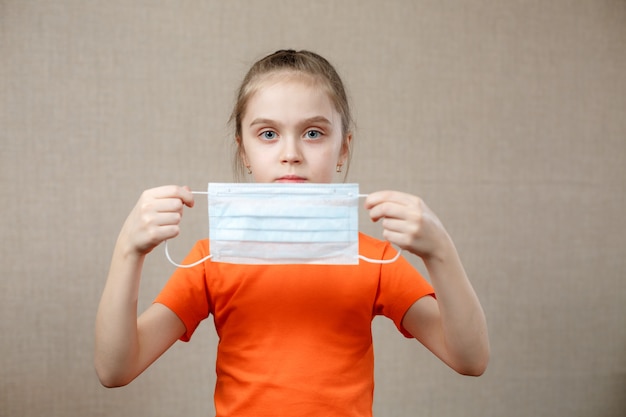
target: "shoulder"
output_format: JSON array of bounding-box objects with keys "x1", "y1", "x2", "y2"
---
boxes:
[
  {"x1": 189, "y1": 239, "x2": 209, "y2": 256},
  {"x1": 358, "y1": 232, "x2": 387, "y2": 249},
  {"x1": 358, "y1": 232, "x2": 395, "y2": 260}
]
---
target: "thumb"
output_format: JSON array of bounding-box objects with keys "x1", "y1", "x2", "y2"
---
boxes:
[{"x1": 181, "y1": 185, "x2": 195, "y2": 208}]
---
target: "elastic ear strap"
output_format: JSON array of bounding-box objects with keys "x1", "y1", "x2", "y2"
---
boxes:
[
  {"x1": 356, "y1": 193, "x2": 402, "y2": 264},
  {"x1": 161, "y1": 190, "x2": 212, "y2": 268},
  {"x1": 164, "y1": 240, "x2": 212, "y2": 268},
  {"x1": 358, "y1": 246, "x2": 402, "y2": 264}
]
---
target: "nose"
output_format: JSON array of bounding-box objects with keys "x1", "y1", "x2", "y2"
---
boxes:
[{"x1": 281, "y1": 136, "x2": 302, "y2": 165}]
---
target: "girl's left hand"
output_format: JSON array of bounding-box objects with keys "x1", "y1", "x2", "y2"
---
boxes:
[{"x1": 364, "y1": 190, "x2": 451, "y2": 260}]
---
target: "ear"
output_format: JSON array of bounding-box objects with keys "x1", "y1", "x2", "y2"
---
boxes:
[
  {"x1": 237, "y1": 136, "x2": 250, "y2": 167},
  {"x1": 339, "y1": 132, "x2": 352, "y2": 164}
]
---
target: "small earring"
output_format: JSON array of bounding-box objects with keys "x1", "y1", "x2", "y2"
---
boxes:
[
  {"x1": 336, "y1": 164, "x2": 343, "y2": 173},
  {"x1": 247, "y1": 166, "x2": 252, "y2": 175}
]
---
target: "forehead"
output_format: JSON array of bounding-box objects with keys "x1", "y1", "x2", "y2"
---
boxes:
[
  {"x1": 243, "y1": 73, "x2": 338, "y2": 121},
  {"x1": 249, "y1": 70, "x2": 326, "y2": 93}
]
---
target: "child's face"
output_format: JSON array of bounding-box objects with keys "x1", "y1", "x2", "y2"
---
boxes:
[{"x1": 239, "y1": 75, "x2": 349, "y2": 184}]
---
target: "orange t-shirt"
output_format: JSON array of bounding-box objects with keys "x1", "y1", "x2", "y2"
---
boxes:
[{"x1": 154, "y1": 233, "x2": 434, "y2": 417}]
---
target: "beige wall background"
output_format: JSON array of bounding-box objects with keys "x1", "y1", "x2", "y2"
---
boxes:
[{"x1": 1, "y1": 1, "x2": 625, "y2": 416}]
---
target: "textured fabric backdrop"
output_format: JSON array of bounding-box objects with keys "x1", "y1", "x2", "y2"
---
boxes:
[{"x1": 1, "y1": 1, "x2": 625, "y2": 416}]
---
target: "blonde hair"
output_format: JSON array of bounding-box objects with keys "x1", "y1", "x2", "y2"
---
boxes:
[{"x1": 230, "y1": 49, "x2": 353, "y2": 180}]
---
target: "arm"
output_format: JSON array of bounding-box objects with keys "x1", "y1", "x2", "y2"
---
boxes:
[
  {"x1": 365, "y1": 191, "x2": 489, "y2": 376},
  {"x1": 94, "y1": 185, "x2": 193, "y2": 387}
]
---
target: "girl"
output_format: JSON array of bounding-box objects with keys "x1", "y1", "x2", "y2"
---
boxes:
[{"x1": 95, "y1": 49, "x2": 489, "y2": 416}]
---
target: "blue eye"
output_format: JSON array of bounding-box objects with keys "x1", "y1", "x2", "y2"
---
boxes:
[
  {"x1": 305, "y1": 130, "x2": 322, "y2": 139},
  {"x1": 261, "y1": 131, "x2": 277, "y2": 140}
]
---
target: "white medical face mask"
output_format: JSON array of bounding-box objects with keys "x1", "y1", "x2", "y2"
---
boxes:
[{"x1": 164, "y1": 183, "x2": 401, "y2": 267}]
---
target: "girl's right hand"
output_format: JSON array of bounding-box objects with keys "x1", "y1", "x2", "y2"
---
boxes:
[{"x1": 119, "y1": 185, "x2": 195, "y2": 256}]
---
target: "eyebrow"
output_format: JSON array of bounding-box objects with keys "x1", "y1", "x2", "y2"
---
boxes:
[{"x1": 248, "y1": 116, "x2": 333, "y2": 128}]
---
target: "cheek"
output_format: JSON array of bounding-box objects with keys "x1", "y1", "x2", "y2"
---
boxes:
[
  {"x1": 240, "y1": 137, "x2": 264, "y2": 163},
  {"x1": 313, "y1": 148, "x2": 341, "y2": 178},
  {"x1": 328, "y1": 140, "x2": 344, "y2": 163}
]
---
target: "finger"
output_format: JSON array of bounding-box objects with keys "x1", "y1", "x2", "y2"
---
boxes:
[
  {"x1": 154, "y1": 211, "x2": 183, "y2": 227},
  {"x1": 154, "y1": 197, "x2": 185, "y2": 214},
  {"x1": 364, "y1": 190, "x2": 417, "y2": 210},
  {"x1": 380, "y1": 217, "x2": 418, "y2": 234},
  {"x1": 379, "y1": 229, "x2": 414, "y2": 250},
  {"x1": 147, "y1": 185, "x2": 195, "y2": 208},
  {"x1": 367, "y1": 201, "x2": 394, "y2": 223},
  {"x1": 180, "y1": 185, "x2": 195, "y2": 208},
  {"x1": 145, "y1": 185, "x2": 180, "y2": 198},
  {"x1": 368, "y1": 201, "x2": 416, "y2": 223},
  {"x1": 149, "y1": 224, "x2": 182, "y2": 244}
]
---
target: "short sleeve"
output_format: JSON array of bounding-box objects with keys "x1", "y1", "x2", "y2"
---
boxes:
[
  {"x1": 153, "y1": 240, "x2": 212, "y2": 342},
  {"x1": 373, "y1": 243, "x2": 435, "y2": 338}
]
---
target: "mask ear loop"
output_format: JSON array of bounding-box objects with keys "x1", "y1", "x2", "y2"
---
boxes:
[
  {"x1": 358, "y1": 249, "x2": 402, "y2": 264},
  {"x1": 164, "y1": 190, "x2": 213, "y2": 268},
  {"x1": 166, "y1": 240, "x2": 401, "y2": 267},
  {"x1": 164, "y1": 240, "x2": 212, "y2": 268},
  {"x1": 355, "y1": 193, "x2": 403, "y2": 264}
]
